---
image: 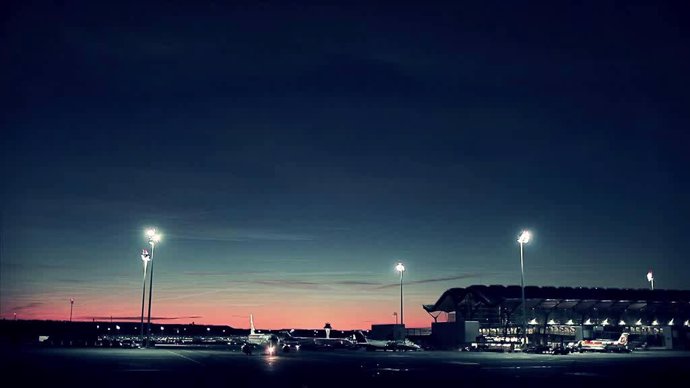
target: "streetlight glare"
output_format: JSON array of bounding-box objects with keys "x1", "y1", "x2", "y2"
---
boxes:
[
  {"x1": 395, "y1": 262, "x2": 405, "y2": 273},
  {"x1": 151, "y1": 233, "x2": 162, "y2": 243},
  {"x1": 146, "y1": 229, "x2": 156, "y2": 238},
  {"x1": 517, "y1": 230, "x2": 531, "y2": 244}
]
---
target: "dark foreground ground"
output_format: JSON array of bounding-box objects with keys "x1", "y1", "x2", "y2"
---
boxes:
[{"x1": 2, "y1": 346, "x2": 689, "y2": 388}]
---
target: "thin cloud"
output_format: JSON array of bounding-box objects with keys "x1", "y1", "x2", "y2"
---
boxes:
[
  {"x1": 254, "y1": 257, "x2": 315, "y2": 263},
  {"x1": 373, "y1": 274, "x2": 478, "y2": 289},
  {"x1": 10, "y1": 302, "x2": 44, "y2": 312},
  {"x1": 183, "y1": 271, "x2": 238, "y2": 277},
  {"x1": 183, "y1": 270, "x2": 270, "y2": 277},
  {"x1": 86, "y1": 315, "x2": 203, "y2": 321},
  {"x1": 170, "y1": 229, "x2": 314, "y2": 242},
  {"x1": 333, "y1": 280, "x2": 379, "y2": 286},
  {"x1": 156, "y1": 289, "x2": 237, "y2": 301},
  {"x1": 56, "y1": 278, "x2": 90, "y2": 284},
  {"x1": 252, "y1": 279, "x2": 325, "y2": 289}
]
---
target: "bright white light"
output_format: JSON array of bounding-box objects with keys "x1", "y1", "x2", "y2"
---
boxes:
[
  {"x1": 161, "y1": 326, "x2": 164, "y2": 331},
  {"x1": 548, "y1": 319, "x2": 556, "y2": 325},
  {"x1": 584, "y1": 319, "x2": 592, "y2": 325},
  {"x1": 207, "y1": 327, "x2": 210, "y2": 331},
  {"x1": 115, "y1": 325, "x2": 120, "y2": 330},
  {"x1": 566, "y1": 319, "x2": 574, "y2": 325},
  {"x1": 528, "y1": 318, "x2": 538, "y2": 325},
  {"x1": 652, "y1": 320, "x2": 659, "y2": 326},
  {"x1": 647, "y1": 271, "x2": 653, "y2": 282},
  {"x1": 517, "y1": 230, "x2": 531, "y2": 244},
  {"x1": 395, "y1": 262, "x2": 405, "y2": 273},
  {"x1": 619, "y1": 320, "x2": 626, "y2": 326},
  {"x1": 668, "y1": 319, "x2": 674, "y2": 326},
  {"x1": 267, "y1": 345, "x2": 275, "y2": 354},
  {"x1": 146, "y1": 228, "x2": 162, "y2": 243},
  {"x1": 685, "y1": 320, "x2": 689, "y2": 327},
  {"x1": 635, "y1": 319, "x2": 642, "y2": 326},
  {"x1": 602, "y1": 318, "x2": 609, "y2": 326}
]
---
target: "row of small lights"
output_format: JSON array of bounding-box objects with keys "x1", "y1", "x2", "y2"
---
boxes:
[
  {"x1": 527, "y1": 318, "x2": 690, "y2": 326},
  {"x1": 96, "y1": 324, "x2": 227, "y2": 333}
]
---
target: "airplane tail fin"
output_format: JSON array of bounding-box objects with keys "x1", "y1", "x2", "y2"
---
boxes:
[
  {"x1": 353, "y1": 330, "x2": 368, "y2": 344},
  {"x1": 618, "y1": 332, "x2": 629, "y2": 345},
  {"x1": 250, "y1": 314, "x2": 256, "y2": 335}
]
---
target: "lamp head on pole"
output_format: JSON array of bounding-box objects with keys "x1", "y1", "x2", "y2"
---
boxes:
[
  {"x1": 517, "y1": 230, "x2": 531, "y2": 244},
  {"x1": 146, "y1": 228, "x2": 162, "y2": 244},
  {"x1": 647, "y1": 270, "x2": 653, "y2": 283},
  {"x1": 395, "y1": 262, "x2": 405, "y2": 273}
]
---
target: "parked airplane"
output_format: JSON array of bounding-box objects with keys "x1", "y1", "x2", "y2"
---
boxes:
[
  {"x1": 282, "y1": 330, "x2": 355, "y2": 350},
  {"x1": 240, "y1": 315, "x2": 280, "y2": 355},
  {"x1": 576, "y1": 332, "x2": 630, "y2": 352},
  {"x1": 353, "y1": 331, "x2": 421, "y2": 351}
]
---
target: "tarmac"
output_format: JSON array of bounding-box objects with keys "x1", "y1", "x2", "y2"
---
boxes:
[{"x1": 2, "y1": 345, "x2": 689, "y2": 387}]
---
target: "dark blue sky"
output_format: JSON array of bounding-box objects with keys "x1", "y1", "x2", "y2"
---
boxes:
[{"x1": 2, "y1": 0, "x2": 689, "y2": 328}]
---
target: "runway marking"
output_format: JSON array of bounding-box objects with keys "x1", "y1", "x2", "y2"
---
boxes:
[
  {"x1": 483, "y1": 365, "x2": 563, "y2": 370},
  {"x1": 565, "y1": 372, "x2": 600, "y2": 377},
  {"x1": 166, "y1": 350, "x2": 204, "y2": 365},
  {"x1": 446, "y1": 361, "x2": 480, "y2": 366}
]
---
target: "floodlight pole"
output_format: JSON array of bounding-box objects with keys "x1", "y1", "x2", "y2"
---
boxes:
[
  {"x1": 517, "y1": 230, "x2": 531, "y2": 346},
  {"x1": 520, "y1": 241, "x2": 526, "y2": 344},
  {"x1": 140, "y1": 251, "x2": 149, "y2": 346},
  {"x1": 400, "y1": 270, "x2": 404, "y2": 326},
  {"x1": 145, "y1": 240, "x2": 156, "y2": 347},
  {"x1": 395, "y1": 263, "x2": 405, "y2": 327}
]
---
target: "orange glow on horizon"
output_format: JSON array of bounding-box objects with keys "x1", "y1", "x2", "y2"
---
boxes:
[{"x1": 1, "y1": 297, "x2": 436, "y2": 329}]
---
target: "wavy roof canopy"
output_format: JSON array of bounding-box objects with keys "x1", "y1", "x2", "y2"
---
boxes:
[{"x1": 423, "y1": 285, "x2": 690, "y2": 314}]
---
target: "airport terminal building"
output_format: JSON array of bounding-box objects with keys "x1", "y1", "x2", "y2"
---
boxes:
[{"x1": 423, "y1": 285, "x2": 690, "y2": 350}]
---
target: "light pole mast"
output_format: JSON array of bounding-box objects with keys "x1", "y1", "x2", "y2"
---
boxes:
[
  {"x1": 518, "y1": 230, "x2": 531, "y2": 346},
  {"x1": 647, "y1": 270, "x2": 654, "y2": 290},
  {"x1": 70, "y1": 298, "x2": 74, "y2": 322},
  {"x1": 145, "y1": 228, "x2": 161, "y2": 347},
  {"x1": 140, "y1": 249, "x2": 151, "y2": 345},
  {"x1": 395, "y1": 262, "x2": 405, "y2": 327}
]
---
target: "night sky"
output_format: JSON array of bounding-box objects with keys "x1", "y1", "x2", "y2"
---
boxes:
[{"x1": 2, "y1": 0, "x2": 689, "y2": 329}]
